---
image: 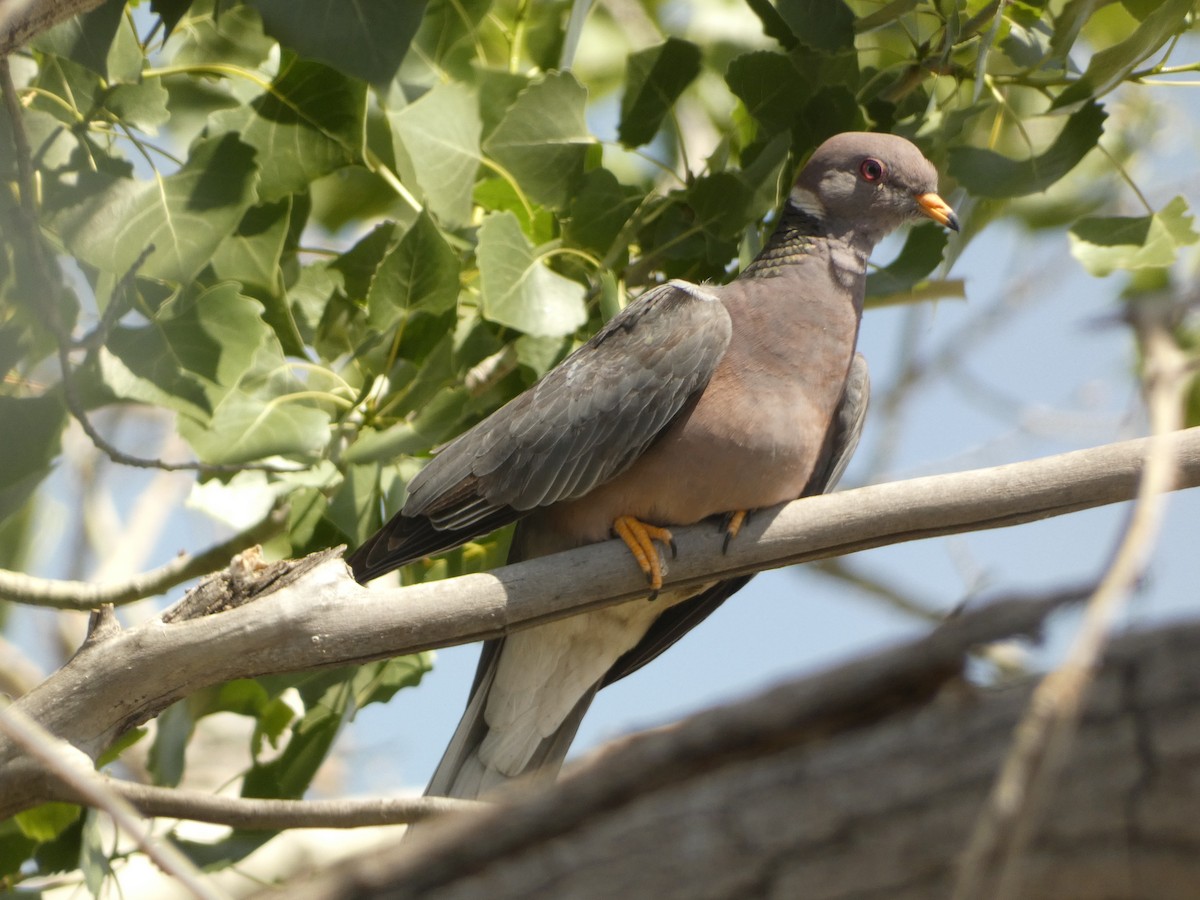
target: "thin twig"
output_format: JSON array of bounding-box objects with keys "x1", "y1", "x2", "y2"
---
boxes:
[
  {"x1": 866, "y1": 258, "x2": 1048, "y2": 478},
  {"x1": 809, "y1": 557, "x2": 943, "y2": 622},
  {"x1": 0, "y1": 703, "x2": 225, "y2": 900},
  {"x1": 91, "y1": 780, "x2": 482, "y2": 830},
  {"x1": 952, "y1": 296, "x2": 1191, "y2": 899},
  {"x1": 0, "y1": 507, "x2": 289, "y2": 609}
]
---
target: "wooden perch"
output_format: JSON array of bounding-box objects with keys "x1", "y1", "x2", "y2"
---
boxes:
[{"x1": 2, "y1": 429, "x2": 1199, "y2": 822}]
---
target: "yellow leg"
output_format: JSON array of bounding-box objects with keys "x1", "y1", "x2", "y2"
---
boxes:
[
  {"x1": 613, "y1": 516, "x2": 675, "y2": 592},
  {"x1": 722, "y1": 509, "x2": 749, "y2": 553}
]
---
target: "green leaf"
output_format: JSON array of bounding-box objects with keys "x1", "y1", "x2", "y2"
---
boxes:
[
  {"x1": 237, "y1": 669, "x2": 351, "y2": 800},
  {"x1": 866, "y1": 224, "x2": 950, "y2": 298},
  {"x1": 250, "y1": 0, "x2": 428, "y2": 84},
  {"x1": 618, "y1": 38, "x2": 703, "y2": 148},
  {"x1": 1121, "y1": 0, "x2": 1163, "y2": 20},
  {"x1": 948, "y1": 102, "x2": 1106, "y2": 198},
  {"x1": 352, "y1": 655, "x2": 432, "y2": 706},
  {"x1": 175, "y1": 657, "x2": 430, "y2": 869},
  {"x1": 744, "y1": 0, "x2": 798, "y2": 49},
  {"x1": 855, "y1": 0, "x2": 920, "y2": 33},
  {"x1": 310, "y1": 164, "x2": 405, "y2": 232},
  {"x1": 289, "y1": 260, "x2": 341, "y2": 343},
  {"x1": 96, "y1": 726, "x2": 148, "y2": 767},
  {"x1": 168, "y1": 1, "x2": 275, "y2": 69},
  {"x1": 151, "y1": 0, "x2": 194, "y2": 37},
  {"x1": 477, "y1": 211, "x2": 587, "y2": 338},
  {"x1": 1049, "y1": 0, "x2": 1095, "y2": 63},
  {"x1": 30, "y1": 813, "x2": 83, "y2": 877},
  {"x1": 56, "y1": 133, "x2": 259, "y2": 284},
  {"x1": 210, "y1": 57, "x2": 365, "y2": 201},
  {"x1": 147, "y1": 700, "x2": 193, "y2": 787},
  {"x1": 0, "y1": 817, "x2": 38, "y2": 879},
  {"x1": 776, "y1": 0, "x2": 857, "y2": 53},
  {"x1": 1068, "y1": 196, "x2": 1200, "y2": 277},
  {"x1": 326, "y1": 460, "x2": 389, "y2": 540},
  {"x1": 211, "y1": 197, "x2": 292, "y2": 296},
  {"x1": 177, "y1": 378, "x2": 332, "y2": 464},
  {"x1": 475, "y1": 177, "x2": 555, "y2": 244},
  {"x1": 185, "y1": 680, "x2": 299, "y2": 758},
  {"x1": 475, "y1": 67, "x2": 532, "y2": 138},
  {"x1": 14, "y1": 803, "x2": 81, "y2": 843},
  {"x1": 687, "y1": 137, "x2": 787, "y2": 246},
  {"x1": 688, "y1": 171, "x2": 755, "y2": 241},
  {"x1": 726, "y1": 51, "x2": 808, "y2": 135},
  {"x1": 0, "y1": 106, "x2": 74, "y2": 184},
  {"x1": 332, "y1": 221, "x2": 399, "y2": 303},
  {"x1": 406, "y1": 0, "x2": 493, "y2": 80},
  {"x1": 564, "y1": 168, "x2": 640, "y2": 260},
  {"x1": 345, "y1": 386, "x2": 470, "y2": 465},
  {"x1": 0, "y1": 394, "x2": 65, "y2": 524},
  {"x1": 1182, "y1": 325, "x2": 1200, "y2": 429},
  {"x1": 102, "y1": 284, "x2": 269, "y2": 419},
  {"x1": 159, "y1": 74, "x2": 241, "y2": 145},
  {"x1": 99, "y1": 343, "x2": 205, "y2": 420},
  {"x1": 31, "y1": 55, "x2": 103, "y2": 126},
  {"x1": 516, "y1": 333, "x2": 571, "y2": 377},
  {"x1": 81, "y1": 810, "x2": 111, "y2": 896},
  {"x1": 795, "y1": 84, "x2": 862, "y2": 148},
  {"x1": 366, "y1": 210, "x2": 460, "y2": 332},
  {"x1": 737, "y1": 131, "x2": 791, "y2": 214},
  {"x1": 104, "y1": 78, "x2": 171, "y2": 134},
  {"x1": 483, "y1": 71, "x2": 591, "y2": 210},
  {"x1": 1051, "y1": 0, "x2": 1193, "y2": 111},
  {"x1": 388, "y1": 81, "x2": 482, "y2": 226},
  {"x1": 104, "y1": 7, "x2": 145, "y2": 83},
  {"x1": 30, "y1": 0, "x2": 125, "y2": 79}
]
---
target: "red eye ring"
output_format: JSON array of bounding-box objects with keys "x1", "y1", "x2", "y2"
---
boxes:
[{"x1": 859, "y1": 158, "x2": 885, "y2": 182}]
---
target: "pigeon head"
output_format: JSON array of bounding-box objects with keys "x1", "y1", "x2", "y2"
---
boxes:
[{"x1": 790, "y1": 132, "x2": 959, "y2": 247}]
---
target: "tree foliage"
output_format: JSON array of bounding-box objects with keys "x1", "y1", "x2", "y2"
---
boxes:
[{"x1": 2, "y1": 0, "x2": 1199, "y2": 890}]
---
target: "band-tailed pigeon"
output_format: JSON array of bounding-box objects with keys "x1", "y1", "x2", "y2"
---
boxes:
[{"x1": 348, "y1": 132, "x2": 958, "y2": 799}]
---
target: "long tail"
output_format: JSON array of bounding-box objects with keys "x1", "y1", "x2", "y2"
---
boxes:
[{"x1": 424, "y1": 636, "x2": 600, "y2": 799}]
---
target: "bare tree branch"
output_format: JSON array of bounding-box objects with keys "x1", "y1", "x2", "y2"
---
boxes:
[
  {"x1": 0, "y1": 0, "x2": 105, "y2": 57},
  {"x1": 809, "y1": 557, "x2": 943, "y2": 622},
  {"x1": 67, "y1": 781, "x2": 482, "y2": 830},
  {"x1": 0, "y1": 703, "x2": 222, "y2": 900},
  {"x1": 1, "y1": 430, "x2": 1198, "y2": 819},
  {"x1": 0, "y1": 507, "x2": 289, "y2": 609}
]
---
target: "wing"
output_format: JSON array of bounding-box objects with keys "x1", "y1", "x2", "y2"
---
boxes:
[
  {"x1": 601, "y1": 353, "x2": 871, "y2": 686},
  {"x1": 348, "y1": 281, "x2": 733, "y2": 583}
]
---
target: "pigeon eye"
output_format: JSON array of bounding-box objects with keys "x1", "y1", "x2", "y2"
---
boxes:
[{"x1": 859, "y1": 158, "x2": 885, "y2": 182}]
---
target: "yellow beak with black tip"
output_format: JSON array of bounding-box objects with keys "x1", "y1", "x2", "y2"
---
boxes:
[{"x1": 916, "y1": 192, "x2": 960, "y2": 232}]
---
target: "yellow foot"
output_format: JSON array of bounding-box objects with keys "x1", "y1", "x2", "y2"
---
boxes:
[
  {"x1": 612, "y1": 516, "x2": 676, "y2": 593},
  {"x1": 721, "y1": 509, "x2": 749, "y2": 554}
]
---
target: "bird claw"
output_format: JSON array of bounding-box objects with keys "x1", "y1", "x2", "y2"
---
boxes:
[
  {"x1": 612, "y1": 516, "x2": 674, "y2": 592},
  {"x1": 721, "y1": 510, "x2": 749, "y2": 554}
]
